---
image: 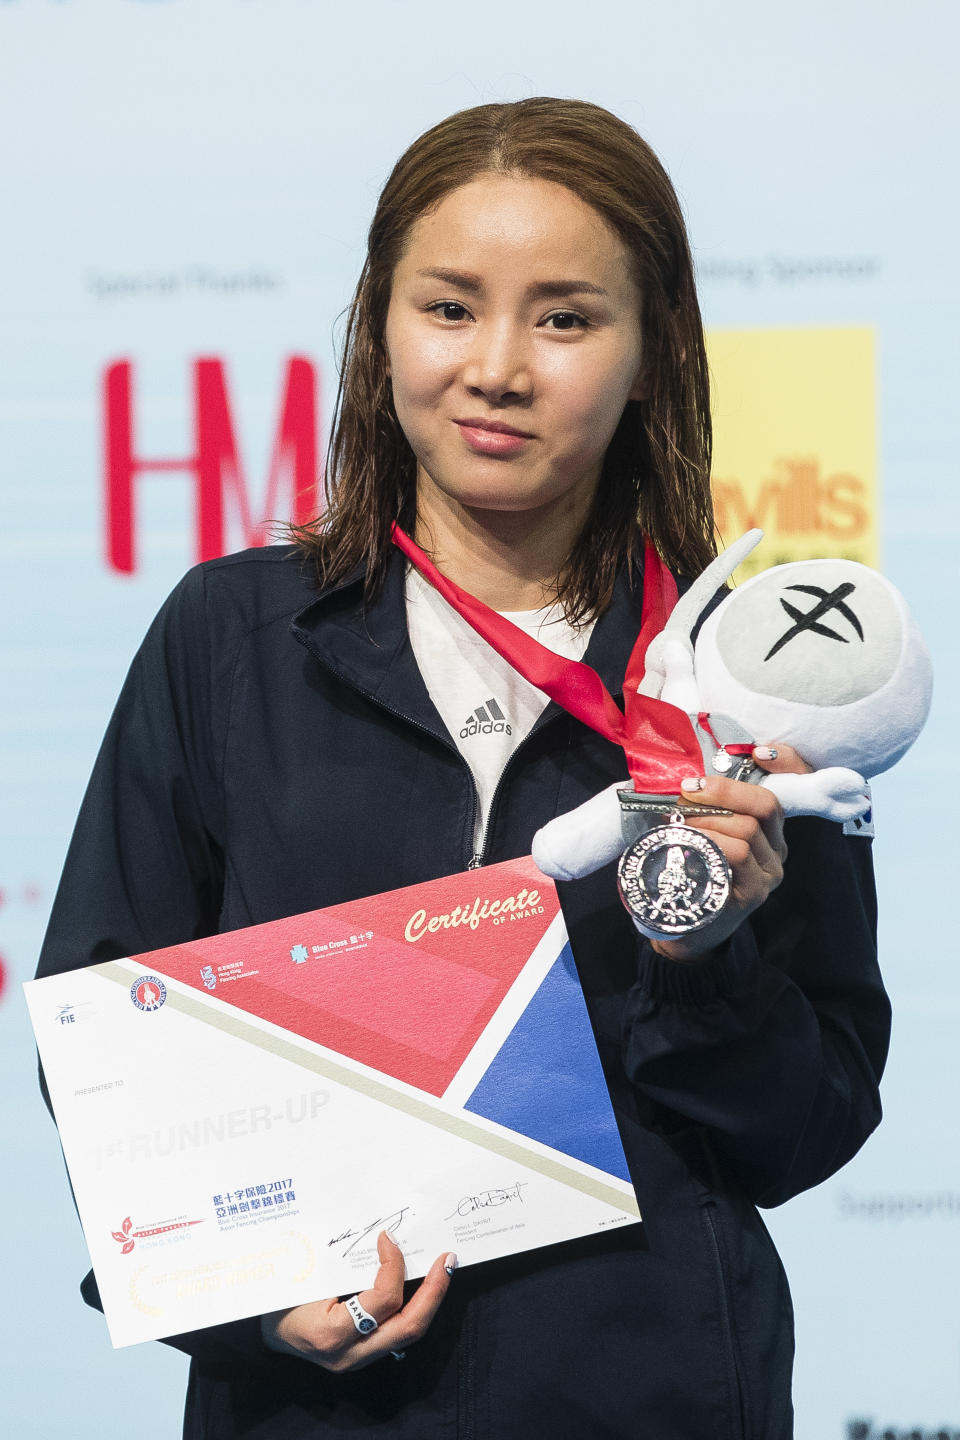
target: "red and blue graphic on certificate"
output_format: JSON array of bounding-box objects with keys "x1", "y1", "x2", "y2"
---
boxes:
[{"x1": 25, "y1": 858, "x2": 640, "y2": 1346}]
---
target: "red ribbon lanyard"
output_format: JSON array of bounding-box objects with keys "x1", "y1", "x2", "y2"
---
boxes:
[
  {"x1": 392, "y1": 524, "x2": 704, "y2": 794},
  {"x1": 696, "y1": 712, "x2": 754, "y2": 758}
]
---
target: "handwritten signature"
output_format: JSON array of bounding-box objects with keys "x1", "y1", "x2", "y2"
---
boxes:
[
  {"x1": 444, "y1": 1182, "x2": 527, "y2": 1221},
  {"x1": 327, "y1": 1207, "x2": 409, "y2": 1255}
]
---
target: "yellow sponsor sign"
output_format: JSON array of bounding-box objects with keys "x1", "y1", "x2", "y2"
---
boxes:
[{"x1": 706, "y1": 327, "x2": 877, "y2": 575}]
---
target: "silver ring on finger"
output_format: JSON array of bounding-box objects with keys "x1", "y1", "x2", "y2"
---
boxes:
[{"x1": 344, "y1": 1295, "x2": 378, "y2": 1336}]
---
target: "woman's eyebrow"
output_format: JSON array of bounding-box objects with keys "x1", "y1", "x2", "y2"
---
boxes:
[
  {"x1": 415, "y1": 267, "x2": 484, "y2": 291},
  {"x1": 528, "y1": 278, "x2": 609, "y2": 300},
  {"x1": 415, "y1": 267, "x2": 608, "y2": 299}
]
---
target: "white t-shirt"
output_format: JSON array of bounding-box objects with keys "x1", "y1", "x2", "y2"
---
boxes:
[{"x1": 405, "y1": 566, "x2": 595, "y2": 857}]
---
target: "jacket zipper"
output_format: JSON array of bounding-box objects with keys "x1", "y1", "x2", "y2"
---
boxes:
[
  {"x1": 466, "y1": 709, "x2": 565, "y2": 869},
  {"x1": 467, "y1": 742, "x2": 528, "y2": 868},
  {"x1": 457, "y1": 1294, "x2": 478, "y2": 1440},
  {"x1": 700, "y1": 1199, "x2": 748, "y2": 1440}
]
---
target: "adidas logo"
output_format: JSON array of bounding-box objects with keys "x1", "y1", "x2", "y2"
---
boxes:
[{"x1": 460, "y1": 698, "x2": 512, "y2": 739}]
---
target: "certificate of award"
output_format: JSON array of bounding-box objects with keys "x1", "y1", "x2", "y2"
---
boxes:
[{"x1": 25, "y1": 858, "x2": 640, "y2": 1347}]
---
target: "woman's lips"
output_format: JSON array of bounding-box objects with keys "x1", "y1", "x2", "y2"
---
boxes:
[{"x1": 454, "y1": 420, "x2": 533, "y2": 457}]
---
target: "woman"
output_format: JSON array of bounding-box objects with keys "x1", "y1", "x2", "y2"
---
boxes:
[{"x1": 38, "y1": 98, "x2": 889, "y2": 1439}]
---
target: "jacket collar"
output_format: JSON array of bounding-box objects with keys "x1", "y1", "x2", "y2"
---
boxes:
[{"x1": 290, "y1": 547, "x2": 648, "y2": 743}]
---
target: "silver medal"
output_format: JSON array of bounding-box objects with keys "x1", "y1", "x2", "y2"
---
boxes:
[
  {"x1": 613, "y1": 711, "x2": 754, "y2": 938},
  {"x1": 616, "y1": 808, "x2": 731, "y2": 938}
]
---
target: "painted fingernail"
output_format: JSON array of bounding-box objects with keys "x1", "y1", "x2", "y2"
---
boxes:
[
  {"x1": 444, "y1": 1254, "x2": 458, "y2": 1276},
  {"x1": 681, "y1": 776, "x2": 705, "y2": 791},
  {"x1": 753, "y1": 746, "x2": 778, "y2": 761}
]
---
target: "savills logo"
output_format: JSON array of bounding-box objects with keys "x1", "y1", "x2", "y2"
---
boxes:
[
  {"x1": 460, "y1": 698, "x2": 511, "y2": 739},
  {"x1": 706, "y1": 327, "x2": 878, "y2": 574}
]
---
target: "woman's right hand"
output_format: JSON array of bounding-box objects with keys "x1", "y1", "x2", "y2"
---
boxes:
[{"x1": 260, "y1": 1231, "x2": 456, "y2": 1372}]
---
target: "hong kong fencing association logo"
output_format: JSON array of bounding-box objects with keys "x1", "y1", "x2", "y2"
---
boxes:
[{"x1": 130, "y1": 974, "x2": 167, "y2": 1012}]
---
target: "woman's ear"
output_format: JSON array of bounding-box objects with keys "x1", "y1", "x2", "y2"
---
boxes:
[{"x1": 627, "y1": 366, "x2": 648, "y2": 403}]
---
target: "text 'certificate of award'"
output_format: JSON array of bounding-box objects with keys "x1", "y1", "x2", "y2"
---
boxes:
[{"x1": 25, "y1": 858, "x2": 640, "y2": 1346}]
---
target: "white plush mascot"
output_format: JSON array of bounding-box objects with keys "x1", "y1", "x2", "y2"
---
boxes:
[{"x1": 533, "y1": 529, "x2": 933, "y2": 884}]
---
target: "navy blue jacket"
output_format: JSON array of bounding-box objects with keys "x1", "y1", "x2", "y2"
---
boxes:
[{"x1": 37, "y1": 545, "x2": 890, "y2": 1440}]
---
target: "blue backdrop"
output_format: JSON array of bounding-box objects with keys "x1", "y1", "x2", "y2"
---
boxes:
[{"x1": 1, "y1": 4, "x2": 956, "y2": 1437}]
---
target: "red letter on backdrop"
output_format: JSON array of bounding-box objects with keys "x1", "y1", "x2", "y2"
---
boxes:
[{"x1": 104, "y1": 357, "x2": 319, "y2": 574}]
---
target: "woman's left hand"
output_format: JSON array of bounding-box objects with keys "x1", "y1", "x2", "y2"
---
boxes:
[{"x1": 649, "y1": 742, "x2": 806, "y2": 962}]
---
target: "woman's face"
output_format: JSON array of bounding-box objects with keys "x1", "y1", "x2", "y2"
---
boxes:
[{"x1": 384, "y1": 173, "x2": 645, "y2": 528}]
